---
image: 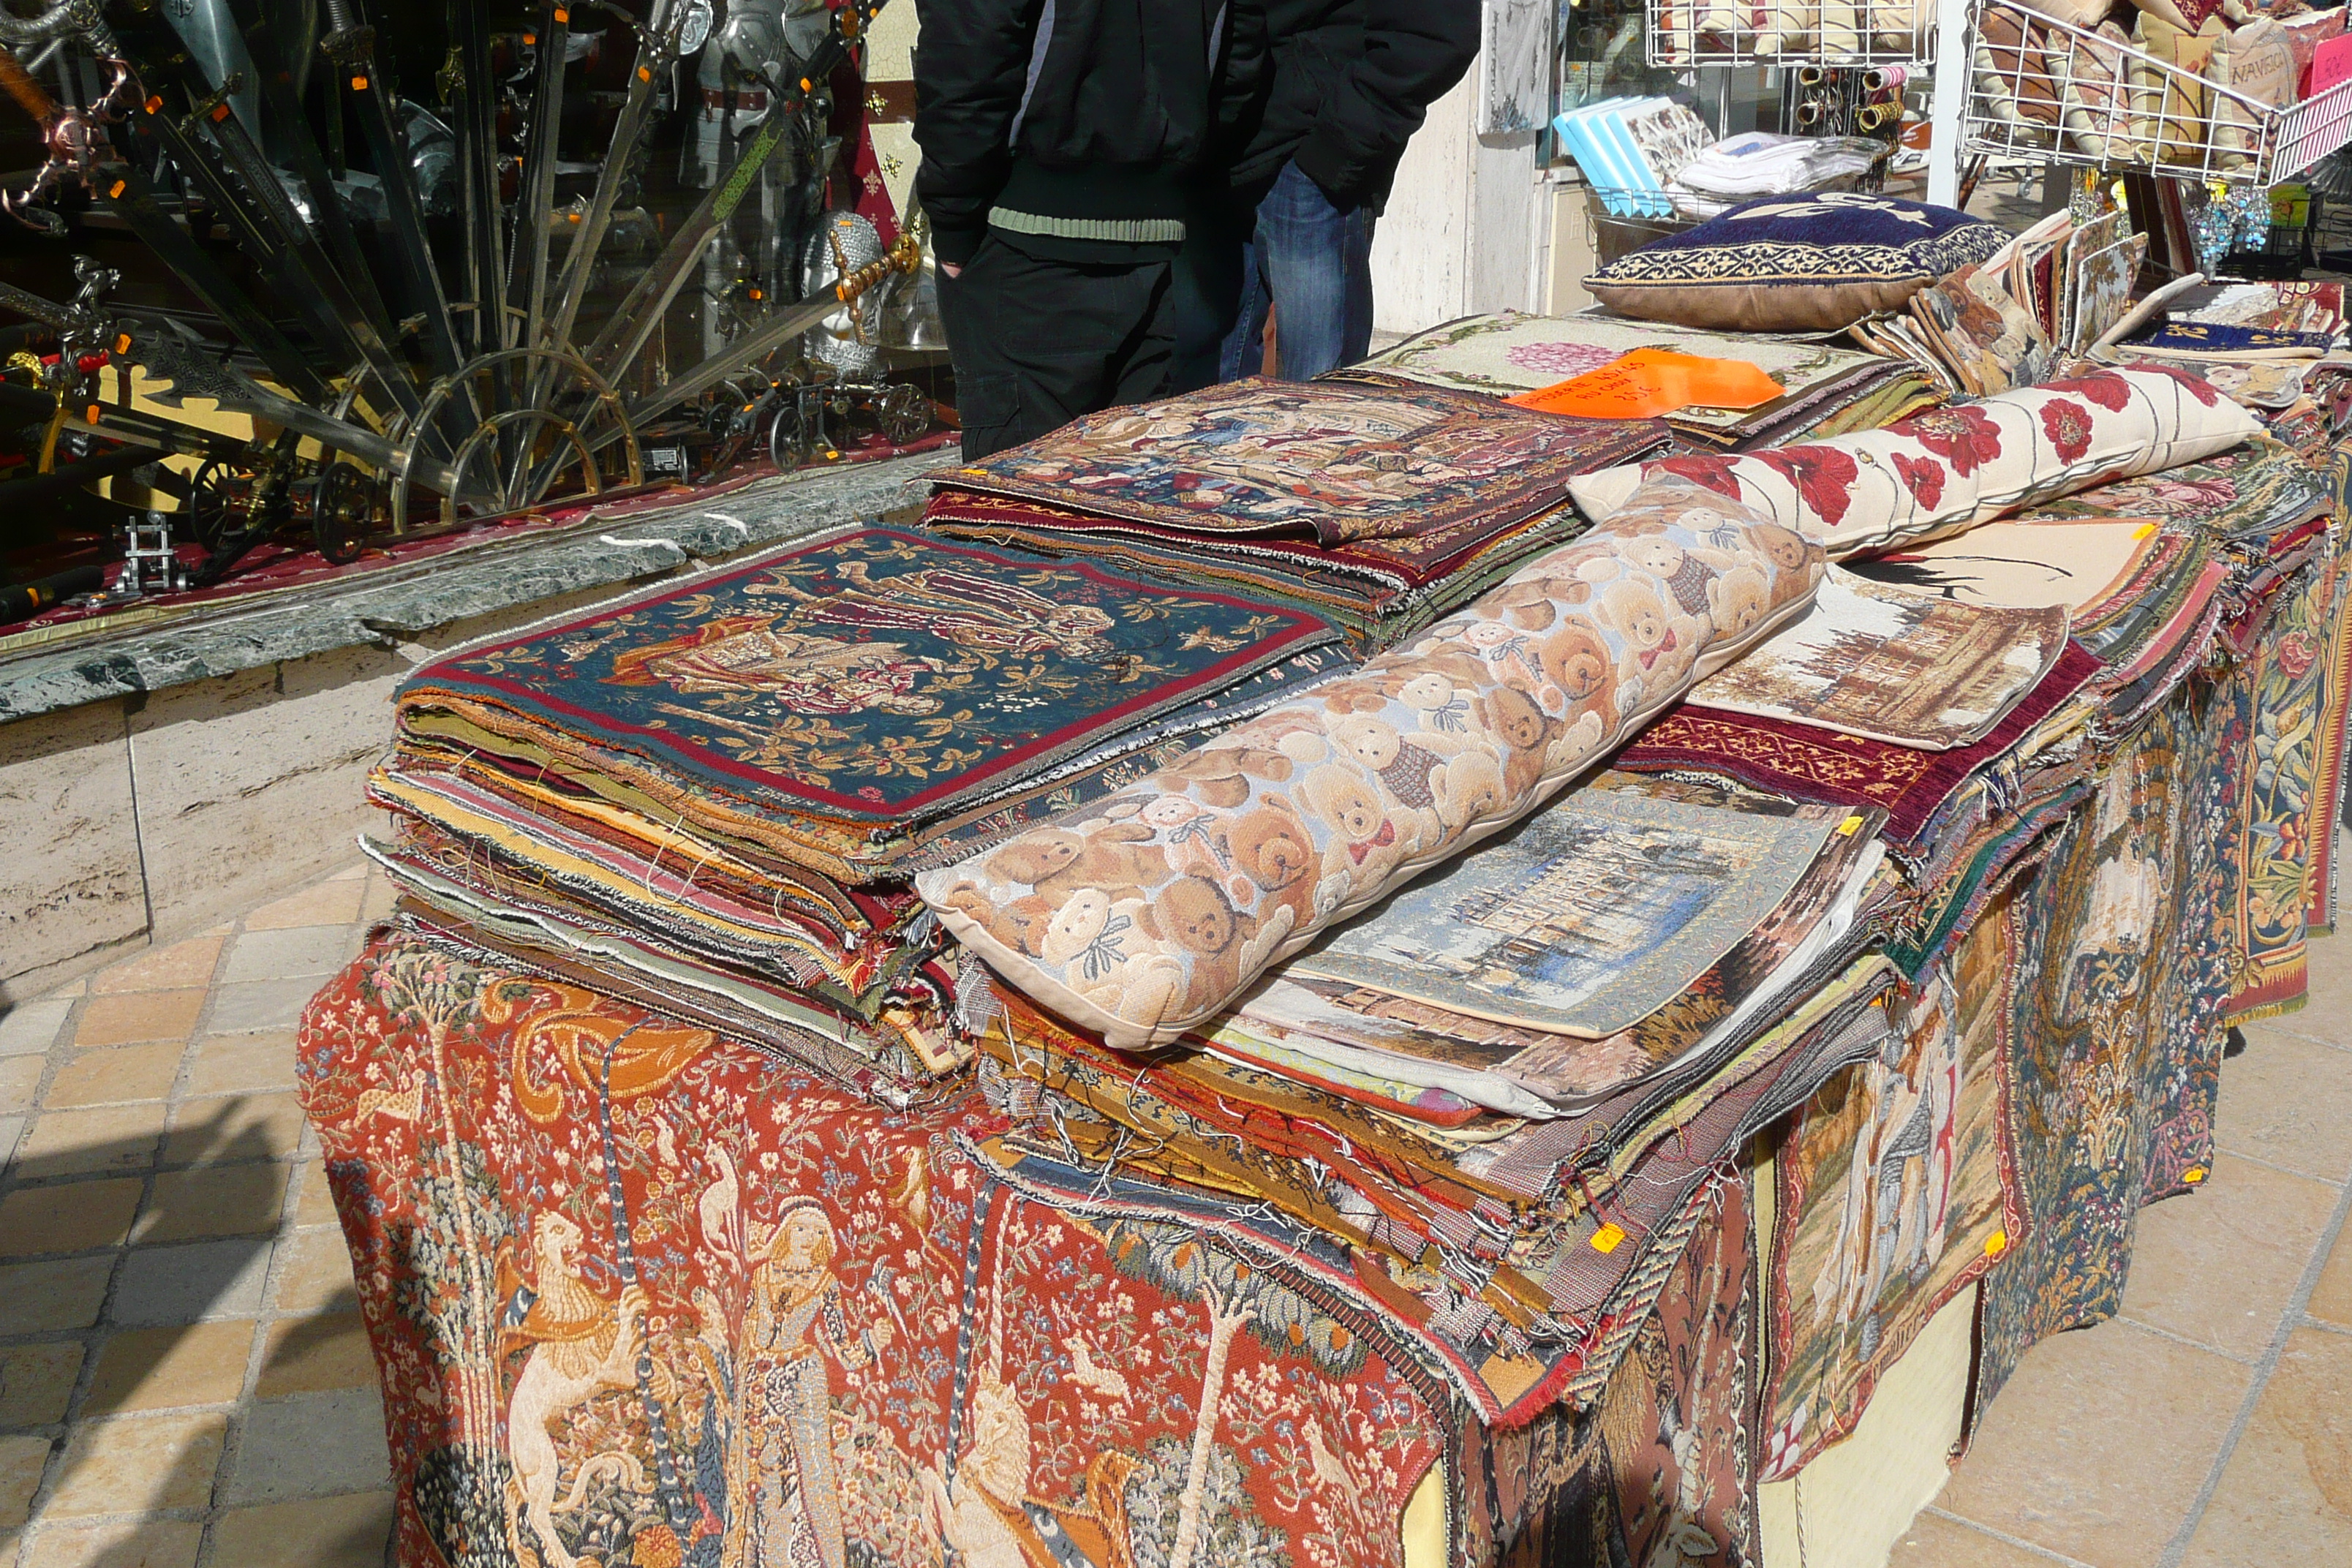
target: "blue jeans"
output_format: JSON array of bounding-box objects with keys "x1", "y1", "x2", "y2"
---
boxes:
[{"x1": 1172, "y1": 159, "x2": 1375, "y2": 391}]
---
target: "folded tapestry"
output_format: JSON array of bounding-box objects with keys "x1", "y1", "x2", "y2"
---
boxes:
[
  {"x1": 1568, "y1": 367, "x2": 2263, "y2": 557},
  {"x1": 1338, "y1": 310, "x2": 1937, "y2": 448},
  {"x1": 940, "y1": 377, "x2": 1670, "y2": 546},
  {"x1": 1610, "y1": 641, "x2": 2105, "y2": 842},
  {"x1": 1691, "y1": 569, "x2": 2073, "y2": 749},
  {"x1": 1281, "y1": 789, "x2": 1844, "y2": 1039},
  {"x1": 393, "y1": 526, "x2": 1338, "y2": 875},
  {"x1": 918, "y1": 475, "x2": 1828, "y2": 1049},
  {"x1": 1848, "y1": 517, "x2": 2166, "y2": 614}
]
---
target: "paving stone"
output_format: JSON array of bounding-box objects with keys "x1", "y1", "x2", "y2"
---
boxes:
[
  {"x1": 0, "y1": 1435, "x2": 50, "y2": 1528},
  {"x1": 160, "y1": 1094, "x2": 306, "y2": 1167},
  {"x1": 0, "y1": 1256, "x2": 115, "y2": 1334},
  {"x1": 255, "y1": 1315, "x2": 380, "y2": 1399},
  {"x1": 0, "y1": 998, "x2": 74, "y2": 1058},
  {"x1": 2312, "y1": 1215, "x2": 2352, "y2": 1330},
  {"x1": 0, "y1": 1342, "x2": 84, "y2": 1425},
  {"x1": 2293, "y1": 930, "x2": 2352, "y2": 1049},
  {"x1": 197, "y1": 980, "x2": 321, "y2": 1039},
  {"x1": 241, "y1": 881, "x2": 365, "y2": 932},
  {"x1": 181, "y1": 1033, "x2": 297, "y2": 1099},
  {"x1": 1932, "y1": 1319, "x2": 2253, "y2": 1568},
  {"x1": 42, "y1": 1047, "x2": 182, "y2": 1111},
  {"x1": 221, "y1": 1390, "x2": 388, "y2": 1504},
  {"x1": 0, "y1": 1117, "x2": 20, "y2": 1173},
  {"x1": 79, "y1": 1324, "x2": 256, "y2": 1416},
  {"x1": 0, "y1": 1059, "x2": 40, "y2": 1117},
  {"x1": 2120, "y1": 1161, "x2": 2341, "y2": 1360},
  {"x1": 205, "y1": 1490, "x2": 393, "y2": 1568},
  {"x1": 0, "y1": 1178, "x2": 144, "y2": 1258},
  {"x1": 18, "y1": 1519, "x2": 202, "y2": 1568},
  {"x1": 71, "y1": 992, "x2": 205, "y2": 1050},
  {"x1": 88, "y1": 939, "x2": 222, "y2": 998},
  {"x1": 132, "y1": 1166, "x2": 287, "y2": 1245},
  {"x1": 2180, "y1": 1327, "x2": 2352, "y2": 1567},
  {"x1": 270, "y1": 1228, "x2": 359, "y2": 1316},
  {"x1": 110, "y1": 1239, "x2": 275, "y2": 1327},
  {"x1": 2219, "y1": 1028, "x2": 2352, "y2": 1184},
  {"x1": 1888, "y1": 1510, "x2": 2082, "y2": 1567},
  {"x1": 42, "y1": 1412, "x2": 227, "y2": 1516},
  {"x1": 291, "y1": 1162, "x2": 339, "y2": 1228},
  {"x1": 219, "y1": 927, "x2": 360, "y2": 987},
  {"x1": 10, "y1": 1104, "x2": 167, "y2": 1180}
]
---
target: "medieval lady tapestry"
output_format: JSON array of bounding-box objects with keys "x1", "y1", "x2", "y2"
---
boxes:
[
  {"x1": 297, "y1": 934, "x2": 1455, "y2": 1568},
  {"x1": 1759, "y1": 886, "x2": 2025, "y2": 1480}
]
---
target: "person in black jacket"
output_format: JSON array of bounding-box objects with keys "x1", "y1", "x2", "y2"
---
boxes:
[
  {"x1": 912, "y1": 0, "x2": 1260, "y2": 459},
  {"x1": 1173, "y1": 0, "x2": 1479, "y2": 389}
]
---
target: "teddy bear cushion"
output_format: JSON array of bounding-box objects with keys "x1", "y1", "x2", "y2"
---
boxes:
[
  {"x1": 1566, "y1": 366, "x2": 2261, "y2": 558},
  {"x1": 1583, "y1": 193, "x2": 2008, "y2": 333},
  {"x1": 916, "y1": 475, "x2": 1828, "y2": 1050}
]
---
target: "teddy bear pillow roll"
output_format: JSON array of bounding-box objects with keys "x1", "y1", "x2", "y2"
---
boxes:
[
  {"x1": 1566, "y1": 366, "x2": 2262, "y2": 558},
  {"x1": 916, "y1": 475, "x2": 1828, "y2": 1051}
]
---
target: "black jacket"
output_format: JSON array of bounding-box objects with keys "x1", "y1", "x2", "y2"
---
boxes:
[
  {"x1": 1226, "y1": 0, "x2": 1480, "y2": 207},
  {"x1": 912, "y1": 0, "x2": 1262, "y2": 265}
]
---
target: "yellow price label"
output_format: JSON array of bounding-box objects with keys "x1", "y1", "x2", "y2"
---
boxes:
[{"x1": 1591, "y1": 1223, "x2": 1627, "y2": 1254}]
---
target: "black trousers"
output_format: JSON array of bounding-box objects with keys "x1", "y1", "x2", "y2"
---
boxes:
[{"x1": 936, "y1": 233, "x2": 1175, "y2": 460}]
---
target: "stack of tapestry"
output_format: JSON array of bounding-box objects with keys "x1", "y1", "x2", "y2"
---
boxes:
[
  {"x1": 369, "y1": 524, "x2": 1352, "y2": 1103},
  {"x1": 1336, "y1": 310, "x2": 1944, "y2": 449},
  {"x1": 924, "y1": 377, "x2": 1673, "y2": 653}
]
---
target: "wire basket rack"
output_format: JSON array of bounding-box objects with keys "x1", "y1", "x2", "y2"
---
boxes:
[
  {"x1": 1646, "y1": 0, "x2": 1937, "y2": 68},
  {"x1": 1962, "y1": 0, "x2": 2352, "y2": 186}
]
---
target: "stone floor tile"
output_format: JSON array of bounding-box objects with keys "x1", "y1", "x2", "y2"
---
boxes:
[
  {"x1": 0, "y1": 1435, "x2": 49, "y2": 1528},
  {"x1": 88, "y1": 939, "x2": 222, "y2": 999},
  {"x1": 42, "y1": 1047, "x2": 182, "y2": 1112},
  {"x1": 20, "y1": 1520, "x2": 201, "y2": 1568},
  {"x1": 159, "y1": 1094, "x2": 306, "y2": 1167},
  {"x1": 72, "y1": 993, "x2": 205, "y2": 1052},
  {"x1": 0, "y1": 999, "x2": 74, "y2": 1059},
  {"x1": 0, "y1": 1256, "x2": 115, "y2": 1335},
  {"x1": 0, "y1": 1342, "x2": 85, "y2": 1425},
  {"x1": 254, "y1": 1316, "x2": 379, "y2": 1400},
  {"x1": 291, "y1": 1163, "x2": 338, "y2": 1228},
  {"x1": 1888, "y1": 1510, "x2": 2087, "y2": 1567},
  {"x1": 132, "y1": 1167, "x2": 287, "y2": 1246},
  {"x1": 110, "y1": 1239, "x2": 274, "y2": 1327},
  {"x1": 181, "y1": 1033, "x2": 297, "y2": 1100},
  {"x1": 79, "y1": 1324, "x2": 256, "y2": 1416},
  {"x1": 198, "y1": 980, "x2": 323, "y2": 1039},
  {"x1": 358, "y1": 873, "x2": 396, "y2": 924},
  {"x1": 42, "y1": 1413, "x2": 228, "y2": 1516},
  {"x1": 206, "y1": 1490, "x2": 392, "y2": 1568},
  {"x1": 270, "y1": 1228, "x2": 358, "y2": 1316},
  {"x1": 2217, "y1": 1028, "x2": 2352, "y2": 1184},
  {"x1": 220, "y1": 1390, "x2": 388, "y2": 1504},
  {"x1": 0, "y1": 1178, "x2": 144, "y2": 1258},
  {"x1": 10, "y1": 1104, "x2": 168, "y2": 1180},
  {"x1": 0, "y1": 1059, "x2": 40, "y2": 1118},
  {"x1": 2293, "y1": 930, "x2": 2351, "y2": 1049},
  {"x1": 219, "y1": 927, "x2": 360, "y2": 987},
  {"x1": 2179, "y1": 1327, "x2": 2352, "y2": 1567},
  {"x1": 2120, "y1": 1161, "x2": 2341, "y2": 1360},
  {"x1": 241, "y1": 880, "x2": 365, "y2": 933},
  {"x1": 1931, "y1": 1319, "x2": 2253, "y2": 1568},
  {"x1": 2312, "y1": 1216, "x2": 2352, "y2": 1330}
]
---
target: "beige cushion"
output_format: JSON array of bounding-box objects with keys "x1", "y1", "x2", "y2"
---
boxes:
[
  {"x1": 1567, "y1": 365, "x2": 2263, "y2": 557},
  {"x1": 918, "y1": 478, "x2": 1828, "y2": 1049}
]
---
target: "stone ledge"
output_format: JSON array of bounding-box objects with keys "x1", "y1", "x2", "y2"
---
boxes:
[{"x1": 0, "y1": 453, "x2": 938, "y2": 725}]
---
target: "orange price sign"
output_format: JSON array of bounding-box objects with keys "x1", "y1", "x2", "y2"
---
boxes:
[{"x1": 1506, "y1": 349, "x2": 1784, "y2": 419}]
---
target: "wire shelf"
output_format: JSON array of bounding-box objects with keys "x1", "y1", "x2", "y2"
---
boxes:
[
  {"x1": 1962, "y1": 0, "x2": 2352, "y2": 186},
  {"x1": 1646, "y1": 0, "x2": 1935, "y2": 68}
]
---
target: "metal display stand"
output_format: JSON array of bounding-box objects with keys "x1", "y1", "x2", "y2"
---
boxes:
[{"x1": 1961, "y1": 0, "x2": 2352, "y2": 186}]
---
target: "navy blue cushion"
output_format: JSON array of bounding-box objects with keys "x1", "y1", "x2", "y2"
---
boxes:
[{"x1": 1586, "y1": 192, "x2": 2008, "y2": 332}]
